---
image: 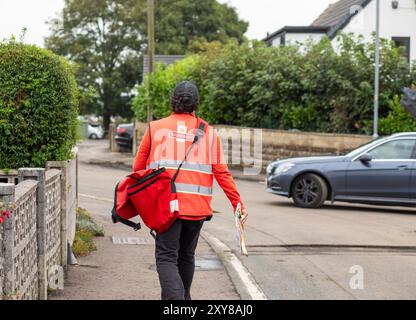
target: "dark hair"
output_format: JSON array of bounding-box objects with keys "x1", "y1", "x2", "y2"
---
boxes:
[{"x1": 171, "y1": 81, "x2": 200, "y2": 114}]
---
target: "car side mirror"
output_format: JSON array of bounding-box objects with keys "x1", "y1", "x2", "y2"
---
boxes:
[{"x1": 358, "y1": 153, "x2": 373, "y2": 163}]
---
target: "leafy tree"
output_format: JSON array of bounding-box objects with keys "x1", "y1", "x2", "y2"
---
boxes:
[
  {"x1": 45, "y1": 0, "x2": 247, "y2": 129},
  {"x1": 46, "y1": 0, "x2": 144, "y2": 130},
  {"x1": 153, "y1": 0, "x2": 248, "y2": 55}
]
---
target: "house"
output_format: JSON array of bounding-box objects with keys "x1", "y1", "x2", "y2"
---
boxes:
[{"x1": 264, "y1": 0, "x2": 416, "y2": 61}]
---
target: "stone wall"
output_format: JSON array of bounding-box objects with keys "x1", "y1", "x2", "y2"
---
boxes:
[{"x1": 135, "y1": 121, "x2": 372, "y2": 172}]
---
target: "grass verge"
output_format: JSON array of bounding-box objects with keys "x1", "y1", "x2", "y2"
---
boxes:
[{"x1": 73, "y1": 207, "x2": 105, "y2": 257}]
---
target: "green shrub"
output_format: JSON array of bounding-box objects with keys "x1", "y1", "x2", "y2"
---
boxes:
[
  {"x1": 0, "y1": 40, "x2": 79, "y2": 169},
  {"x1": 76, "y1": 207, "x2": 104, "y2": 236},
  {"x1": 133, "y1": 55, "x2": 198, "y2": 122},
  {"x1": 73, "y1": 207, "x2": 104, "y2": 257},
  {"x1": 132, "y1": 34, "x2": 416, "y2": 134},
  {"x1": 72, "y1": 229, "x2": 97, "y2": 257},
  {"x1": 379, "y1": 95, "x2": 416, "y2": 135}
]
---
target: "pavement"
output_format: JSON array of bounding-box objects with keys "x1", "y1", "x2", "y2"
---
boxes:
[
  {"x1": 50, "y1": 140, "x2": 240, "y2": 300},
  {"x1": 56, "y1": 139, "x2": 416, "y2": 300},
  {"x1": 50, "y1": 195, "x2": 238, "y2": 300}
]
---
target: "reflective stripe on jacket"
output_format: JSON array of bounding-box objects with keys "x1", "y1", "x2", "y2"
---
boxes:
[{"x1": 133, "y1": 113, "x2": 244, "y2": 220}]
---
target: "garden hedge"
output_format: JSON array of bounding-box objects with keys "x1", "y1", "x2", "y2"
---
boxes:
[
  {"x1": 133, "y1": 35, "x2": 416, "y2": 135},
  {"x1": 0, "y1": 41, "x2": 79, "y2": 169}
]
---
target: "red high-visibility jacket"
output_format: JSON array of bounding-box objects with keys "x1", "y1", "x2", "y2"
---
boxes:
[{"x1": 133, "y1": 113, "x2": 245, "y2": 220}]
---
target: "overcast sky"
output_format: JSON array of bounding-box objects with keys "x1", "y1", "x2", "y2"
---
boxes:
[{"x1": 0, "y1": 0, "x2": 337, "y2": 47}]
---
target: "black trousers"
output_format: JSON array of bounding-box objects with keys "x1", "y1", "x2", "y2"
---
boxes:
[{"x1": 155, "y1": 218, "x2": 204, "y2": 300}]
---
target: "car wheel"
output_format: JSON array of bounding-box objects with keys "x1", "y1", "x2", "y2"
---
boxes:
[
  {"x1": 89, "y1": 134, "x2": 98, "y2": 140},
  {"x1": 292, "y1": 173, "x2": 328, "y2": 209}
]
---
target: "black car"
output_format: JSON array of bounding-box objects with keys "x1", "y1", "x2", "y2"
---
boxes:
[
  {"x1": 115, "y1": 123, "x2": 134, "y2": 150},
  {"x1": 266, "y1": 133, "x2": 416, "y2": 209}
]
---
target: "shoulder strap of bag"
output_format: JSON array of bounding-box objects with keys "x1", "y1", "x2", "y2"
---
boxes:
[
  {"x1": 171, "y1": 118, "x2": 207, "y2": 184},
  {"x1": 111, "y1": 182, "x2": 141, "y2": 231}
]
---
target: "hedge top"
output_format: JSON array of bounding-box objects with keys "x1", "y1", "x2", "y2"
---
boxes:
[
  {"x1": 133, "y1": 36, "x2": 416, "y2": 135},
  {"x1": 0, "y1": 41, "x2": 79, "y2": 169}
]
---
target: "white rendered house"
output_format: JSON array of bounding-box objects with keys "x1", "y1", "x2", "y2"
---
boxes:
[{"x1": 264, "y1": 0, "x2": 416, "y2": 62}]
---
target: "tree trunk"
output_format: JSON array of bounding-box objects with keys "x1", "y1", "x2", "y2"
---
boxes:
[{"x1": 103, "y1": 112, "x2": 111, "y2": 136}]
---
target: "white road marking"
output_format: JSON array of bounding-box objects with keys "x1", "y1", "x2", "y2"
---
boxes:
[
  {"x1": 79, "y1": 193, "x2": 113, "y2": 203},
  {"x1": 112, "y1": 236, "x2": 152, "y2": 245},
  {"x1": 201, "y1": 231, "x2": 268, "y2": 300}
]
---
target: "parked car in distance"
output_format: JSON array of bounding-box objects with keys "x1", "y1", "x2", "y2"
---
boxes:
[
  {"x1": 115, "y1": 123, "x2": 134, "y2": 150},
  {"x1": 266, "y1": 133, "x2": 416, "y2": 209},
  {"x1": 88, "y1": 123, "x2": 104, "y2": 139}
]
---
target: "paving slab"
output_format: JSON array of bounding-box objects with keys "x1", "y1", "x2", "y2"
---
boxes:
[{"x1": 49, "y1": 194, "x2": 239, "y2": 300}]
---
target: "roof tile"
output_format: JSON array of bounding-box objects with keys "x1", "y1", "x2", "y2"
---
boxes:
[{"x1": 311, "y1": 0, "x2": 369, "y2": 28}]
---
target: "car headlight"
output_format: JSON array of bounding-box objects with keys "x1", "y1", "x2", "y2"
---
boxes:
[
  {"x1": 267, "y1": 164, "x2": 275, "y2": 175},
  {"x1": 273, "y1": 163, "x2": 295, "y2": 176}
]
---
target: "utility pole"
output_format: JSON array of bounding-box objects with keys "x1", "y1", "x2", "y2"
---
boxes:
[
  {"x1": 147, "y1": 0, "x2": 155, "y2": 123},
  {"x1": 373, "y1": 0, "x2": 380, "y2": 139}
]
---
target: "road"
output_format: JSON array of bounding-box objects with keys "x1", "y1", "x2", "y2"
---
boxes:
[
  {"x1": 78, "y1": 142, "x2": 416, "y2": 300},
  {"x1": 207, "y1": 178, "x2": 416, "y2": 300}
]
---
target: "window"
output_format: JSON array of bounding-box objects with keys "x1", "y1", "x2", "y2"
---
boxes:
[
  {"x1": 280, "y1": 34, "x2": 286, "y2": 46},
  {"x1": 392, "y1": 37, "x2": 411, "y2": 63},
  {"x1": 368, "y1": 139, "x2": 415, "y2": 160}
]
